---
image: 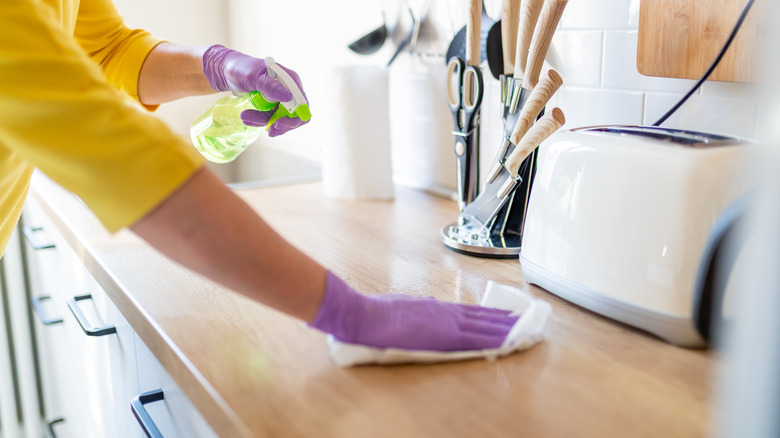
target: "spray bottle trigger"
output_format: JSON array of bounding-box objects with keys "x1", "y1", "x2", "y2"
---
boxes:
[{"x1": 264, "y1": 57, "x2": 308, "y2": 114}]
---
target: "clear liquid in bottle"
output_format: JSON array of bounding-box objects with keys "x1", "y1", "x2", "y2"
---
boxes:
[{"x1": 190, "y1": 92, "x2": 272, "y2": 163}]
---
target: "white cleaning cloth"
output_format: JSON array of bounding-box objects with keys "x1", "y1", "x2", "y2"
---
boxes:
[{"x1": 327, "y1": 281, "x2": 552, "y2": 367}]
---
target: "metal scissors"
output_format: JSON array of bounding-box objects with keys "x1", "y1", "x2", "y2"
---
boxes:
[{"x1": 446, "y1": 56, "x2": 484, "y2": 211}]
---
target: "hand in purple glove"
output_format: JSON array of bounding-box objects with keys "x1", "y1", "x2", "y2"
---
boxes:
[
  {"x1": 311, "y1": 272, "x2": 519, "y2": 352},
  {"x1": 240, "y1": 108, "x2": 306, "y2": 138},
  {"x1": 202, "y1": 45, "x2": 308, "y2": 137}
]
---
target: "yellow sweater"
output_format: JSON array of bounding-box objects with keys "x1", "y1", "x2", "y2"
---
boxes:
[{"x1": 0, "y1": 0, "x2": 204, "y2": 255}]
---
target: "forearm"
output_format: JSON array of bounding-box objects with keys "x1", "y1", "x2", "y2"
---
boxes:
[
  {"x1": 138, "y1": 42, "x2": 215, "y2": 105},
  {"x1": 129, "y1": 166, "x2": 327, "y2": 323},
  {"x1": 128, "y1": 166, "x2": 522, "y2": 354}
]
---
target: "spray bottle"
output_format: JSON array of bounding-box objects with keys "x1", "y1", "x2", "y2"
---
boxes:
[{"x1": 190, "y1": 57, "x2": 311, "y2": 163}]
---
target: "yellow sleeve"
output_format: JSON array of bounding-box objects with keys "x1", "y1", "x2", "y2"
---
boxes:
[
  {"x1": 0, "y1": 0, "x2": 205, "y2": 232},
  {"x1": 74, "y1": 0, "x2": 164, "y2": 108}
]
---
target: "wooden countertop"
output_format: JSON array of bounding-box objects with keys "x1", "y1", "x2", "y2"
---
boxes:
[{"x1": 29, "y1": 173, "x2": 713, "y2": 438}]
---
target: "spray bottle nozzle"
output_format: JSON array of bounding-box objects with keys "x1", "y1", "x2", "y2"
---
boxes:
[{"x1": 255, "y1": 57, "x2": 311, "y2": 130}]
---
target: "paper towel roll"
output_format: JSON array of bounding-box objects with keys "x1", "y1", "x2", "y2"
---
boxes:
[
  {"x1": 388, "y1": 63, "x2": 456, "y2": 196},
  {"x1": 321, "y1": 66, "x2": 394, "y2": 200}
]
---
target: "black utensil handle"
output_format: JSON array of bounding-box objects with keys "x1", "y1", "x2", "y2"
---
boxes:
[
  {"x1": 131, "y1": 389, "x2": 165, "y2": 438},
  {"x1": 32, "y1": 296, "x2": 63, "y2": 325},
  {"x1": 67, "y1": 294, "x2": 117, "y2": 337},
  {"x1": 48, "y1": 417, "x2": 65, "y2": 438},
  {"x1": 22, "y1": 226, "x2": 55, "y2": 250}
]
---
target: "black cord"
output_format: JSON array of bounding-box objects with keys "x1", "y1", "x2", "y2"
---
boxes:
[{"x1": 652, "y1": 0, "x2": 756, "y2": 127}]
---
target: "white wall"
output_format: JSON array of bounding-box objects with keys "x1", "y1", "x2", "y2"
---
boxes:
[
  {"x1": 111, "y1": 0, "x2": 760, "y2": 193},
  {"x1": 228, "y1": 0, "x2": 759, "y2": 193},
  {"x1": 110, "y1": 0, "x2": 235, "y2": 180},
  {"x1": 113, "y1": 0, "x2": 229, "y2": 137},
  {"x1": 549, "y1": 0, "x2": 759, "y2": 136}
]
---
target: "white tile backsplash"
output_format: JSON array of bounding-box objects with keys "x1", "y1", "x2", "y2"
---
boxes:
[
  {"x1": 213, "y1": 0, "x2": 761, "y2": 193},
  {"x1": 700, "y1": 80, "x2": 762, "y2": 99},
  {"x1": 644, "y1": 92, "x2": 758, "y2": 138},
  {"x1": 560, "y1": 0, "x2": 641, "y2": 30},
  {"x1": 558, "y1": 88, "x2": 644, "y2": 129},
  {"x1": 551, "y1": 31, "x2": 603, "y2": 87},
  {"x1": 555, "y1": 1, "x2": 757, "y2": 141},
  {"x1": 602, "y1": 30, "x2": 696, "y2": 93},
  {"x1": 426, "y1": 0, "x2": 758, "y2": 192}
]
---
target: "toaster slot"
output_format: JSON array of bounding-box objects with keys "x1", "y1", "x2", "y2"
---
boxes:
[{"x1": 575, "y1": 125, "x2": 738, "y2": 147}]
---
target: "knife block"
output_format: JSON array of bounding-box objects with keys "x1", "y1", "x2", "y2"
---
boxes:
[{"x1": 440, "y1": 147, "x2": 538, "y2": 259}]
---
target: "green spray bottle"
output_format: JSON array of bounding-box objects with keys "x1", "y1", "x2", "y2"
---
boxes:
[{"x1": 190, "y1": 57, "x2": 311, "y2": 163}]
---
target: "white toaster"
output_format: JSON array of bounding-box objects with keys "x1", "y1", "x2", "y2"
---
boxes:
[{"x1": 519, "y1": 126, "x2": 753, "y2": 347}]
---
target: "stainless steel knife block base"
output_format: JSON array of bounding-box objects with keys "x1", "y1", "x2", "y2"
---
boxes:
[
  {"x1": 441, "y1": 223, "x2": 523, "y2": 258},
  {"x1": 441, "y1": 149, "x2": 538, "y2": 258}
]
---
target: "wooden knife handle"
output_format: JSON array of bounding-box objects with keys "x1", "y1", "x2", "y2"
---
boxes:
[
  {"x1": 513, "y1": 0, "x2": 544, "y2": 78},
  {"x1": 466, "y1": 0, "x2": 482, "y2": 66},
  {"x1": 501, "y1": 0, "x2": 521, "y2": 75},
  {"x1": 523, "y1": 0, "x2": 568, "y2": 89},
  {"x1": 505, "y1": 107, "x2": 565, "y2": 177},
  {"x1": 508, "y1": 69, "x2": 563, "y2": 145}
]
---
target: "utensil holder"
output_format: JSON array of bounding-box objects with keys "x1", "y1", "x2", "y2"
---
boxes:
[
  {"x1": 441, "y1": 148, "x2": 538, "y2": 258},
  {"x1": 441, "y1": 76, "x2": 543, "y2": 258}
]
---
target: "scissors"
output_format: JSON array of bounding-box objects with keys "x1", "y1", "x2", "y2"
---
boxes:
[{"x1": 446, "y1": 56, "x2": 484, "y2": 211}]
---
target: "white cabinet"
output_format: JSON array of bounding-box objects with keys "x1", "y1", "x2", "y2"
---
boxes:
[
  {"x1": 22, "y1": 197, "x2": 215, "y2": 438},
  {"x1": 59, "y1": 247, "x2": 140, "y2": 438},
  {"x1": 22, "y1": 204, "x2": 74, "y2": 437},
  {"x1": 1, "y1": 225, "x2": 43, "y2": 438},
  {"x1": 133, "y1": 335, "x2": 218, "y2": 438}
]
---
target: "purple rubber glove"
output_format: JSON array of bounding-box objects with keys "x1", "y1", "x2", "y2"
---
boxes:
[
  {"x1": 202, "y1": 45, "x2": 308, "y2": 137},
  {"x1": 240, "y1": 109, "x2": 306, "y2": 138},
  {"x1": 311, "y1": 272, "x2": 519, "y2": 352}
]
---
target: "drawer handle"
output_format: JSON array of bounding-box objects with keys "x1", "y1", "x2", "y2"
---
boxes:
[
  {"x1": 131, "y1": 389, "x2": 165, "y2": 438},
  {"x1": 67, "y1": 294, "x2": 117, "y2": 337},
  {"x1": 22, "y1": 226, "x2": 55, "y2": 250},
  {"x1": 47, "y1": 417, "x2": 65, "y2": 438},
  {"x1": 31, "y1": 296, "x2": 63, "y2": 325}
]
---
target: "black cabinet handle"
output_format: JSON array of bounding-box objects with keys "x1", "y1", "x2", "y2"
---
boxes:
[
  {"x1": 22, "y1": 226, "x2": 55, "y2": 250},
  {"x1": 47, "y1": 417, "x2": 65, "y2": 438},
  {"x1": 67, "y1": 294, "x2": 116, "y2": 336},
  {"x1": 131, "y1": 389, "x2": 165, "y2": 438},
  {"x1": 32, "y1": 296, "x2": 63, "y2": 325}
]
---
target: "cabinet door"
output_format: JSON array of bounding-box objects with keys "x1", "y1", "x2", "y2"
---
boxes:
[
  {"x1": 22, "y1": 200, "x2": 71, "y2": 433},
  {"x1": 133, "y1": 334, "x2": 218, "y2": 438},
  {"x1": 57, "y1": 239, "x2": 140, "y2": 438}
]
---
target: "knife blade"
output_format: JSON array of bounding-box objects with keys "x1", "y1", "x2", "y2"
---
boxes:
[
  {"x1": 463, "y1": 94, "x2": 564, "y2": 228},
  {"x1": 486, "y1": 69, "x2": 562, "y2": 194}
]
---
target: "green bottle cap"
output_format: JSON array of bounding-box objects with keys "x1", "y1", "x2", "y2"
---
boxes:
[{"x1": 248, "y1": 91, "x2": 276, "y2": 112}]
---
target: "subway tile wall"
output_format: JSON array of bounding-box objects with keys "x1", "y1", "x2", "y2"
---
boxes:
[
  {"x1": 448, "y1": 0, "x2": 761, "y2": 196},
  {"x1": 164, "y1": 0, "x2": 761, "y2": 194},
  {"x1": 549, "y1": 0, "x2": 759, "y2": 137}
]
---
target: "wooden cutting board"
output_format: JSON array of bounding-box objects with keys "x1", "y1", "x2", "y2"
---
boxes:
[{"x1": 637, "y1": 0, "x2": 762, "y2": 83}]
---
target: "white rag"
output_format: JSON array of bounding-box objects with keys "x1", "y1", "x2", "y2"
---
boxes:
[{"x1": 327, "y1": 281, "x2": 552, "y2": 367}]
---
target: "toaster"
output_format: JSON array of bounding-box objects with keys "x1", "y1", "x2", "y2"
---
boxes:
[{"x1": 519, "y1": 126, "x2": 753, "y2": 347}]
